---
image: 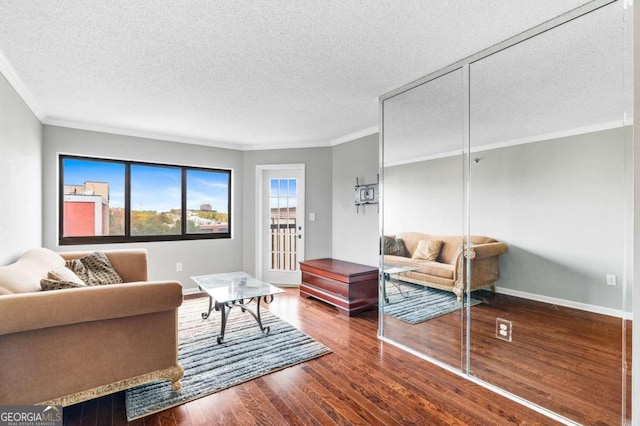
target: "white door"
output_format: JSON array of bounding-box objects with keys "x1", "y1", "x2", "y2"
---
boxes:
[{"x1": 257, "y1": 165, "x2": 305, "y2": 285}]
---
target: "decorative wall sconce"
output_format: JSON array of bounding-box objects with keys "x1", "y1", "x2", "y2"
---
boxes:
[{"x1": 355, "y1": 175, "x2": 379, "y2": 213}]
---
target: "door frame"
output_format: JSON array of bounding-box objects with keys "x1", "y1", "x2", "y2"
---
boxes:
[{"x1": 255, "y1": 163, "x2": 306, "y2": 283}]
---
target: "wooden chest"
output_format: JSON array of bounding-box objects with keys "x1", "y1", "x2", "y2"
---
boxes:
[{"x1": 299, "y1": 258, "x2": 379, "y2": 316}]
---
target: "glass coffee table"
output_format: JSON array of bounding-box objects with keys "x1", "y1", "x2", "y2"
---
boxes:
[
  {"x1": 191, "y1": 272, "x2": 284, "y2": 344},
  {"x1": 382, "y1": 265, "x2": 419, "y2": 303}
]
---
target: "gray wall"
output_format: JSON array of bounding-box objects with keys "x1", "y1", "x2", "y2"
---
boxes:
[
  {"x1": 42, "y1": 125, "x2": 244, "y2": 292},
  {"x1": 384, "y1": 155, "x2": 464, "y2": 236},
  {"x1": 385, "y1": 128, "x2": 628, "y2": 310},
  {"x1": 242, "y1": 147, "x2": 333, "y2": 274},
  {"x1": 471, "y1": 128, "x2": 627, "y2": 310},
  {"x1": 332, "y1": 133, "x2": 379, "y2": 266},
  {"x1": 41, "y1": 126, "x2": 334, "y2": 289},
  {"x1": 0, "y1": 74, "x2": 42, "y2": 265}
]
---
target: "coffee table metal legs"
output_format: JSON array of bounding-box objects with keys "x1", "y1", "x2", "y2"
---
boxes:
[
  {"x1": 202, "y1": 296, "x2": 215, "y2": 320},
  {"x1": 202, "y1": 294, "x2": 276, "y2": 344},
  {"x1": 382, "y1": 273, "x2": 410, "y2": 303},
  {"x1": 216, "y1": 300, "x2": 228, "y2": 344}
]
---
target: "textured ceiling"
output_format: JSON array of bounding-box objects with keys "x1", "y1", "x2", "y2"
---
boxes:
[
  {"x1": 383, "y1": 0, "x2": 632, "y2": 165},
  {"x1": 0, "y1": 1, "x2": 603, "y2": 150}
]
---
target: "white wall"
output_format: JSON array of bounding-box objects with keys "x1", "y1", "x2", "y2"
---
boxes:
[
  {"x1": 332, "y1": 133, "x2": 379, "y2": 266},
  {"x1": 0, "y1": 73, "x2": 42, "y2": 265},
  {"x1": 42, "y1": 125, "x2": 244, "y2": 292},
  {"x1": 242, "y1": 147, "x2": 333, "y2": 274}
]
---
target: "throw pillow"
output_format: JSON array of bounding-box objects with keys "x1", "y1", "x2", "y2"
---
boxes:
[
  {"x1": 48, "y1": 266, "x2": 86, "y2": 286},
  {"x1": 412, "y1": 239, "x2": 444, "y2": 262},
  {"x1": 383, "y1": 236, "x2": 409, "y2": 257},
  {"x1": 40, "y1": 278, "x2": 88, "y2": 291},
  {"x1": 65, "y1": 251, "x2": 124, "y2": 286}
]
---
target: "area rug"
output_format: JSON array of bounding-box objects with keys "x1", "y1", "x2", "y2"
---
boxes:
[
  {"x1": 383, "y1": 280, "x2": 481, "y2": 324},
  {"x1": 125, "y1": 297, "x2": 331, "y2": 420}
]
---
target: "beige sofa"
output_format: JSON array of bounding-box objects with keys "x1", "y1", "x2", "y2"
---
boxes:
[
  {"x1": 0, "y1": 248, "x2": 184, "y2": 406},
  {"x1": 383, "y1": 232, "x2": 508, "y2": 301}
]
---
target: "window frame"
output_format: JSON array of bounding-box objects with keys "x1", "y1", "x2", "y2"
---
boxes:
[{"x1": 59, "y1": 155, "x2": 232, "y2": 245}]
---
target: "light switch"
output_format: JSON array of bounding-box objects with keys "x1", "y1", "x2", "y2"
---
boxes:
[{"x1": 309, "y1": 212, "x2": 316, "y2": 221}]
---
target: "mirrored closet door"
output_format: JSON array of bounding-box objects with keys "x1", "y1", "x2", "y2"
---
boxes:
[
  {"x1": 467, "y1": 2, "x2": 632, "y2": 424},
  {"x1": 379, "y1": 1, "x2": 632, "y2": 424},
  {"x1": 380, "y1": 68, "x2": 467, "y2": 371}
]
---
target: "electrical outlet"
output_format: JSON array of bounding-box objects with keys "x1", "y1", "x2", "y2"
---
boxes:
[
  {"x1": 606, "y1": 275, "x2": 616, "y2": 286},
  {"x1": 176, "y1": 262, "x2": 183, "y2": 272},
  {"x1": 496, "y1": 318, "x2": 512, "y2": 342}
]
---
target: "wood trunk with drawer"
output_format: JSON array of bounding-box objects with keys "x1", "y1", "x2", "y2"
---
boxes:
[{"x1": 299, "y1": 258, "x2": 379, "y2": 316}]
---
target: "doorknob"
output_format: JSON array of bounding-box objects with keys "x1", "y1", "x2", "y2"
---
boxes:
[{"x1": 298, "y1": 234, "x2": 302, "y2": 239}]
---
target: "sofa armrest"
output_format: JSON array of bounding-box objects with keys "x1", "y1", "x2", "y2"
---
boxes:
[
  {"x1": 0, "y1": 281, "x2": 182, "y2": 336},
  {"x1": 466, "y1": 242, "x2": 508, "y2": 260}
]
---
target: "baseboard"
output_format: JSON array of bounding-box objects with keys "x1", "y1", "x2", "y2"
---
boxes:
[
  {"x1": 495, "y1": 286, "x2": 633, "y2": 320},
  {"x1": 182, "y1": 287, "x2": 201, "y2": 296}
]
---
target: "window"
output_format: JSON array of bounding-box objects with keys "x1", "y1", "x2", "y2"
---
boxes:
[
  {"x1": 130, "y1": 164, "x2": 182, "y2": 237},
  {"x1": 59, "y1": 155, "x2": 231, "y2": 244},
  {"x1": 186, "y1": 169, "x2": 230, "y2": 234},
  {"x1": 269, "y1": 178, "x2": 297, "y2": 271}
]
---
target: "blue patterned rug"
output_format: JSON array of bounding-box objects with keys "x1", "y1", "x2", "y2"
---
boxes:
[
  {"x1": 384, "y1": 280, "x2": 481, "y2": 324},
  {"x1": 125, "y1": 297, "x2": 331, "y2": 420}
]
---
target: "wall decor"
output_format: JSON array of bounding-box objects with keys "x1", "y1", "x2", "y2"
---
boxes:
[{"x1": 355, "y1": 176, "x2": 379, "y2": 213}]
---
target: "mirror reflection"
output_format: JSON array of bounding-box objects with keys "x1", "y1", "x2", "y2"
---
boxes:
[
  {"x1": 380, "y1": 2, "x2": 631, "y2": 424},
  {"x1": 468, "y1": 3, "x2": 630, "y2": 424},
  {"x1": 382, "y1": 69, "x2": 467, "y2": 369}
]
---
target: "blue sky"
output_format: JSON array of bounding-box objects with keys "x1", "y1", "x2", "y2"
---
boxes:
[
  {"x1": 269, "y1": 178, "x2": 298, "y2": 209},
  {"x1": 63, "y1": 158, "x2": 229, "y2": 213}
]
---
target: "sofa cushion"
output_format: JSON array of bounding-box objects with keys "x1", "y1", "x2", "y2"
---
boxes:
[
  {"x1": 40, "y1": 278, "x2": 88, "y2": 291},
  {"x1": 65, "y1": 252, "x2": 124, "y2": 286},
  {"x1": 398, "y1": 232, "x2": 498, "y2": 264},
  {"x1": 412, "y1": 261, "x2": 455, "y2": 279},
  {"x1": 0, "y1": 248, "x2": 66, "y2": 295},
  {"x1": 48, "y1": 266, "x2": 86, "y2": 286},
  {"x1": 383, "y1": 236, "x2": 409, "y2": 257},
  {"x1": 61, "y1": 249, "x2": 149, "y2": 283},
  {"x1": 412, "y1": 239, "x2": 443, "y2": 262},
  {"x1": 384, "y1": 255, "x2": 454, "y2": 280}
]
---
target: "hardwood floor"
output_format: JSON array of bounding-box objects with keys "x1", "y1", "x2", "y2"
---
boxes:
[
  {"x1": 63, "y1": 288, "x2": 627, "y2": 425},
  {"x1": 383, "y1": 290, "x2": 632, "y2": 426}
]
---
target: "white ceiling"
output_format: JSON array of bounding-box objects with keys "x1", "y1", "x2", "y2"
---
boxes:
[
  {"x1": 383, "y1": 0, "x2": 632, "y2": 165},
  {"x1": 0, "y1": 1, "x2": 600, "y2": 150}
]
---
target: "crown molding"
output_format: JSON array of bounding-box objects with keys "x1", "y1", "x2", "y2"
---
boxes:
[
  {"x1": 469, "y1": 120, "x2": 627, "y2": 154},
  {"x1": 241, "y1": 139, "x2": 332, "y2": 151},
  {"x1": 330, "y1": 126, "x2": 379, "y2": 146},
  {"x1": 385, "y1": 120, "x2": 630, "y2": 167},
  {"x1": 0, "y1": 52, "x2": 381, "y2": 152},
  {"x1": 0, "y1": 49, "x2": 45, "y2": 121},
  {"x1": 43, "y1": 117, "x2": 242, "y2": 151},
  {"x1": 242, "y1": 125, "x2": 381, "y2": 151},
  {"x1": 384, "y1": 149, "x2": 464, "y2": 167},
  {"x1": 43, "y1": 117, "x2": 369, "y2": 152}
]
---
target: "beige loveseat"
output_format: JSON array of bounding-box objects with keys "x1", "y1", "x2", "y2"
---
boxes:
[
  {"x1": 0, "y1": 248, "x2": 184, "y2": 406},
  {"x1": 383, "y1": 232, "x2": 508, "y2": 301}
]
